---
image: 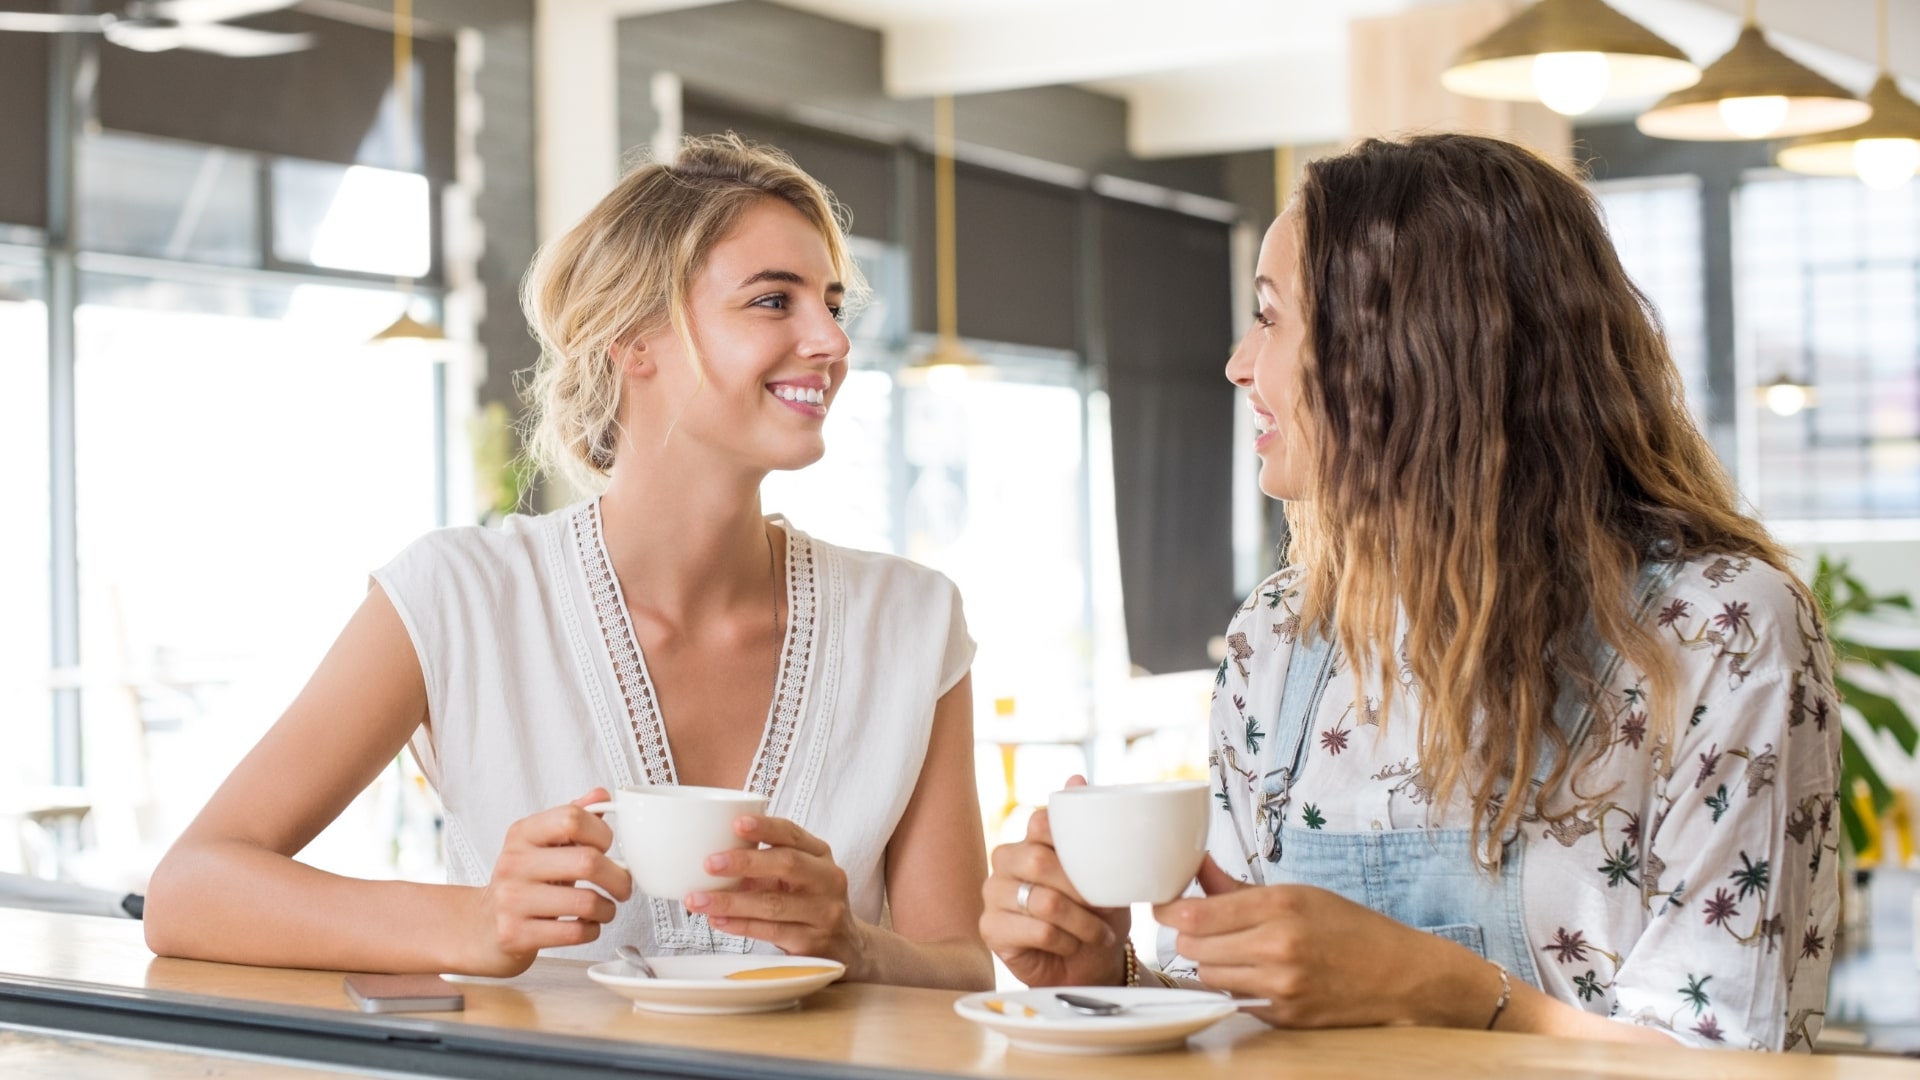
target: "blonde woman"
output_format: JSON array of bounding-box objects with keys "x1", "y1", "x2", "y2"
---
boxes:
[
  {"x1": 146, "y1": 136, "x2": 992, "y2": 990},
  {"x1": 983, "y1": 134, "x2": 1841, "y2": 1049}
]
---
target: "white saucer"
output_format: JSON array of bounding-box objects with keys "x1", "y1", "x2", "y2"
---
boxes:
[
  {"x1": 954, "y1": 987, "x2": 1240, "y2": 1055},
  {"x1": 587, "y1": 954, "x2": 846, "y2": 1015}
]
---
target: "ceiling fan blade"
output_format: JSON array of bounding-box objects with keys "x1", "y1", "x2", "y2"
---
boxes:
[
  {"x1": 146, "y1": 0, "x2": 302, "y2": 23},
  {"x1": 0, "y1": 12, "x2": 108, "y2": 32},
  {"x1": 166, "y1": 21, "x2": 311, "y2": 56},
  {"x1": 101, "y1": 21, "x2": 184, "y2": 51}
]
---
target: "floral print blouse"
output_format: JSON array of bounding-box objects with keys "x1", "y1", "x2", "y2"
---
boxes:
[{"x1": 1203, "y1": 555, "x2": 1842, "y2": 1051}]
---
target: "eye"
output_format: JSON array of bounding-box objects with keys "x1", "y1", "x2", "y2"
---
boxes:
[
  {"x1": 751, "y1": 292, "x2": 789, "y2": 311},
  {"x1": 1252, "y1": 308, "x2": 1276, "y2": 330},
  {"x1": 829, "y1": 305, "x2": 845, "y2": 323}
]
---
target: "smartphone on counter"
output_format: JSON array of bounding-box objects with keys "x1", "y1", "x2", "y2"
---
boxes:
[{"x1": 343, "y1": 973, "x2": 465, "y2": 1013}]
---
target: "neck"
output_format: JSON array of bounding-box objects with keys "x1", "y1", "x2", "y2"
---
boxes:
[{"x1": 596, "y1": 445, "x2": 775, "y2": 624}]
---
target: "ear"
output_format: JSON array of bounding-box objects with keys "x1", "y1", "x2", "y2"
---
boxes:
[{"x1": 611, "y1": 337, "x2": 652, "y2": 379}]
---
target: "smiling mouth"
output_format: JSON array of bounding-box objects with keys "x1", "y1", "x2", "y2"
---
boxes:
[
  {"x1": 1251, "y1": 407, "x2": 1277, "y2": 438},
  {"x1": 771, "y1": 385, "x2": 826, "y2": 406}
]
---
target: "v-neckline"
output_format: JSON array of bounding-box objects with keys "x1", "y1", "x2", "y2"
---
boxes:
[{"x1": 573, "y1": 499, "x2": 816, "y2": 801}]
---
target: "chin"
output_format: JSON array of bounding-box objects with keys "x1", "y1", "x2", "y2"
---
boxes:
[{"x1": 766, "y1": 440, "x2": 828, "y2": 473}]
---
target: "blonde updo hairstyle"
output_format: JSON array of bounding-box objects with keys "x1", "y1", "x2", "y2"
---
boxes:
[{"x1": 521, "y1": 133, "x2": 861, "y2": 488}]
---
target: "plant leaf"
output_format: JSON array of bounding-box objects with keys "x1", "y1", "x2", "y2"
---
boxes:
[
  {"x1": 1835, "y1": 674, "x2": 1919, "y2": 754},
  {"x1": 1840, "y1": 731, "x2": 1892, "y2": 856}
]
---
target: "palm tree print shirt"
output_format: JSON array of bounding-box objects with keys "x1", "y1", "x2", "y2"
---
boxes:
[{"x1": 1205, "y1": 555, "x2": 1842, "y2": 1051}]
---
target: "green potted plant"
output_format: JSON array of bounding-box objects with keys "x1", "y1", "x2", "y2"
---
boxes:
[{"x1": 1814, "y1": 556, "x2": 1920, "y2": 858}]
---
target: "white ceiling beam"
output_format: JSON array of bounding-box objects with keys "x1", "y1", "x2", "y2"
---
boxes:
[
  {"x1": 536, "y1": 0, "x2": 621, "y2": 243},
  {"x1": 881, "y1": 1, "x2": 1353, "y2": 99},
  {"x1": 1093, "y1": 54, "x2": 1352, "y2": 158}
]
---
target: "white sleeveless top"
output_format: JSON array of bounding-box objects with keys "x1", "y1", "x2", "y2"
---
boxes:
[{"x1": 372, "y1": 499, "x2": 973, "y2": 961}]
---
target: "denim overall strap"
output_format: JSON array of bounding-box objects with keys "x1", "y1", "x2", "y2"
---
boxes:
[
  {"x1": 1252, "y1": 627, "x2": 1338, "y2": 867},
  {"x1": 1526, "y1": 557, "x2": 1685, "y2": 790},
  {"x1": 1253, "y1": 556, "x2": 1685, "y2": 992}
]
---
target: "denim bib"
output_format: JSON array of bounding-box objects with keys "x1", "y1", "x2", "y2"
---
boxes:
[{"x1": 1249, "y1": 558, "x2": 1682, "y2": 989}]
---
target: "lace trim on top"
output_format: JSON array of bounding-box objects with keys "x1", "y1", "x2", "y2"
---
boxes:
[{"x1": 570, "y1": 501, "x2": 818, "y2": 952}]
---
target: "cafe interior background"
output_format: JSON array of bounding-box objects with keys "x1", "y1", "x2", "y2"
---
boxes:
[{"x1": 2, "y1": 0, "x2": 1919, "y2": 1023}]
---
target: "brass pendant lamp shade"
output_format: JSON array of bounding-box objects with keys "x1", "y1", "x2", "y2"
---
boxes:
[
  {"x1": 1778, "y1": 0, "x2": 1920, "y2": 190},
  {"x1": 368, "y1": 0, "x2": 445, "y2": 345},
  {"x1": 1636, "y1": 18, "x2": 1871, "y2": 141},
  {"x1": 902, "y1": 94, "x2": 990, "y2": 385},
  {"x1": 1442, "y1": 0, "x2": 1700, "y2": 115}
]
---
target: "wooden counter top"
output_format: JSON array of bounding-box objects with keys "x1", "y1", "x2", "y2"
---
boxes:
[{"x1": 0, "y1": 909, "x2": 1911, "y2": 1079}]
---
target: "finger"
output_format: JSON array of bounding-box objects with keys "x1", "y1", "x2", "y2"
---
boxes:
[
  {"x1": 1173, "y1": 922, "x2": 1294, "y2": 969},
  {"x1": 988, "y1": 842, "x2": 1091, "y2": 908},
  {"x1": 511, "y1": 803, "x2": 615, "y2": 853},
  {"x1": 1023, "y1": 806, "x2": 1055, "y2": 847},
  {"x1": 695, "y1": 887, "x2": 836, "y2": 927},
  {"x1": 503, "y1": 845, "x2": 630, "y2": 900},
  {"x1": 986, "y1": 875, "x2": 1114, "y2": 947},
  {"x1": 709, "y1": 845, "x2": 826, "y2": 888},
  {"x1": 572, "y1": 788, "x2": 611, "y2": 808},
  {"x1": 980, "y1": 909, "x2": 1099, "y2": 960},
  {"x1": 1194, "y1": 855, "x2": 1245, "y2": 897},
  {"x1": 505, "y1": 914, "x2": 606, "y2": 953},
  {"x1": 1156, "y1": 886, "x2": 1288, "y2": 937},
  {"x1": 499, "y1": 881, "x2": 620, "y2": 924},
  {"x1": 1064, "y1": 774, "x2": 1088, "y2": 789},
  {"x1": 735, "y1": 815, "x2": 831, "y2": 858},
  {"x1": 697, "y1": 915, "x2": 808, "y2": 954}
]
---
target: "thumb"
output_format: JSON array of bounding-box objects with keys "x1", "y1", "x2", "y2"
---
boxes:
[
  {"x1": 574, "y1": 788, "x2": 611, "y2": 808},
  {"x1": 1195, "y1": 855, "x2": 1245, "y2": 896},
  {"x1": 1065, "y1": 774, "x2": 1088, "y2": 789}
]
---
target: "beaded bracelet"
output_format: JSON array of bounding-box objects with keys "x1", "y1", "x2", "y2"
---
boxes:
[
  {"x1": 1122, "y1": 939, "x2": 1139, "y2": 987},
  {"x1": 1485, "y1": 961, "x2": 1512, "y2": 1030}
]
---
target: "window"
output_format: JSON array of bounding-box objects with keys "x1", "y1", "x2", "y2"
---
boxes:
[
  {"x1": 0, "y1": 250, "x2": 51, "y2": 809},
  {"x1": 1737, "y1": 173, "x2": 1920, "y2": 520},
  {"x1": 273, "y1": 158, "x2": 432, "y2": 278},
  {"x1": 71, "y1": 272, "x2": 441, "y2": 880},
  {"x1": 1592, "y1": 176, "x2": 1710, "y2": 423},
  {"x1": 77, "y1": 133, "x2": 259, "y2": 267}
]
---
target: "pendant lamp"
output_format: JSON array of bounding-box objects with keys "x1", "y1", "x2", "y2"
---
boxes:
[
  {"x1": 1777, "y1": 0, "x2": 1920, "y2": 190},
  {"x1": 1636, "y1": 0, "x2": 1870, "y2": 141},
  {"x1": 1442, "y1": 0, "x2": 1700, "y2": 117},
  {"x1": 368, "y1": 0, "x2": 444, "y2": 345},
  {"x1": 901, "y1": 95, "x2": 990, "y2": 389}
]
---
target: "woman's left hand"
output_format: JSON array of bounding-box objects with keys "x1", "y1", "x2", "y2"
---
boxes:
[
  {"x1": 1153, "y1": 856, "x2": 1500, "y2": 1030},
  {"x1": 685, "y1": 815, "x2": 869, "y2": 971}
]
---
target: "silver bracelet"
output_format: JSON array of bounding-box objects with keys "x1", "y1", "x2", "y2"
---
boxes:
[{"x1": 1484, "y1": 961, "x2": 1512, "y2": 1030}]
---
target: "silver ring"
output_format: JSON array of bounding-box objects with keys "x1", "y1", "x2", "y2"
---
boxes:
[{"x1": 1015, "y1": 881, "x2": 1034, "y2": 916}]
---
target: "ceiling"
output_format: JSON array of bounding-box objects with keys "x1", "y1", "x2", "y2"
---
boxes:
[{"x1": 609, "y1": 1, "x2": 1919, "y2": 158}]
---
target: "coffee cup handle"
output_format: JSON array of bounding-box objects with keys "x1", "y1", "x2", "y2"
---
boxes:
[{"x1": 582, "y1": 803, "x2": 628, "y2": 869}]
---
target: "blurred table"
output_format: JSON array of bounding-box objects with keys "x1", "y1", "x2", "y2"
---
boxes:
[{"x1": 0, "y1": 909, "x2": 1909, "y2": 1079}]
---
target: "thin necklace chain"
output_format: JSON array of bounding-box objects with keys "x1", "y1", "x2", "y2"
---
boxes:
[{"x1": 767, "y1": 523, "x2": 782, "y2": 643}]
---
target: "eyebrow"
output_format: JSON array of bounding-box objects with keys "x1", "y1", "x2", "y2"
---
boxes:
[{"x1": 737, "y1": 269, "x2": 845, "y2": 295}]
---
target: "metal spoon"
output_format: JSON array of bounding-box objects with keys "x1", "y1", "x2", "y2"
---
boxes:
[
  {"x1": 615, "y1": 944, "x2": 659, "y2": 979},
  {"x1": 1053, "y1": 991, "x2": 1270, "y2": 1016}
]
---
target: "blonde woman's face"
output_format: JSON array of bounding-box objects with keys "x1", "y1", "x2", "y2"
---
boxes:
[
  {"x1": 1225, "y1": 210, "x2": 1315, "y2": 501},
  {"x1": 635, "y1": 198, "x2": 851, "y2": 471}
]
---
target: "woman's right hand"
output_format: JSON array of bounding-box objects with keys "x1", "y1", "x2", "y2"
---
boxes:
[
  {"x1": 979, "y1": 777, "x2": 1130, "y2": 988},
  {"x1": 463, "y1": 789, "x2": 633, "y2": 976}
]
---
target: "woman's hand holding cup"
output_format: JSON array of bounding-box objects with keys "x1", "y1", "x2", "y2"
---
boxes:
[
  {"x1": 980, "y1": 775, "x2": 1132, "y2": 988},
  {"x1": 466, "y1": 788, "x2": 633, "y2": 976},
  {"x1": 685, "y1": 815, "x2": 869, "y2": 972}
]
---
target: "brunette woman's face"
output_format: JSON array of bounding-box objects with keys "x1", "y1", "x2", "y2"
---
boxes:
[
  {"x1": 624, "y1": 198, "x2": 851, "y2": 472},
  {"x1": 1225, "y1": 210, "x2": 1315, "y2": 501}
]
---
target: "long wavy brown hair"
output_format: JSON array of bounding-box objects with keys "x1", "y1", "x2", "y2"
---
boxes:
[{"x1": 1284, "y1": 133, "x2": 1795, "y2": 864}]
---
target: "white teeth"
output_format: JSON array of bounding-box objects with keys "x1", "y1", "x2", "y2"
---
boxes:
[{"x1": 773, "y1": 385, "x2": 825, "y2": 406}]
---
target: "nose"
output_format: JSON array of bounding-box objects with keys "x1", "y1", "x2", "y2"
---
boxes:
[
  {"x1": 1224, "y1": 329, "x2": 1254, "y2": 388},
  {"x1": 800, "y1": 302, "x2": 850, "y2": 366}
]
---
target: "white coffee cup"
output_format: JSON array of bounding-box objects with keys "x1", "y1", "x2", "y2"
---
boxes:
[
  {"x1": 1047, "y1": 781, "x2": 1210, "y2": 907},
  {"x1": 586, "y1": 785, "x2": 768, "y2": 900}
]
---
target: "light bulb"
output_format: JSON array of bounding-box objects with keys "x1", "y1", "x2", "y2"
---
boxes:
[
  {"x1": 1854, "y1": 138, "x2": 1920, "y2": 190},
  {"x1": 1531, "y1": 52, "x2": 1610, "y2": 116},
  {"x1": 924, "y1": 362, "x2": 971, "y2": 394},
  {"x1": 1718, "y1": 95, "x2": 1790, "y2": 139},
  {"x1": 1764, "y1": 381, "x2": 1809, "y2": 416}
]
